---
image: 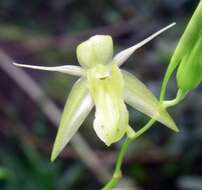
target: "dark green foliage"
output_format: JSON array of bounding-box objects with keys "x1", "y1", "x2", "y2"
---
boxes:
[{"x1": 0, "y1": 143, "x2": 90, "y2": 190}]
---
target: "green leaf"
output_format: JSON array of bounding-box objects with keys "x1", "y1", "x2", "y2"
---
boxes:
[
  {"x1": 122, "y1": 70, "x2": 178, "y2": 132},
  {"x1": 51, "y1": 78, "x2": 94, "y2": 161}
]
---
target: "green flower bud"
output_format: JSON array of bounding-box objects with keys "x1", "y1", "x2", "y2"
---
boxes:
[
  {"x1": 169, "y1": 0, "x2": 202, "y2": 92},
  {"x1": 76, "y1": 35, "x2": 113, "y2": 68},
  {"x1": 177, "y1": 34, "x2": 202, "y2": 91},
  {"x1": 87, "y1": 64, "x2": 129, "y2": 146}
]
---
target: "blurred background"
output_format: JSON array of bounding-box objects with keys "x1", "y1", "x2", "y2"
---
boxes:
[{"x1": 0, "y1": 0, "x2": 202, "y2": 189}]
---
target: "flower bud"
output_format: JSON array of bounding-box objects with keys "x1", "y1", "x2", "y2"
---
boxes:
[
  {"x1": 76, "y1": 35, "x2": 113, "y2": 68},
  {"x1": 177, "y1": 35, "x2": 202, "y2": 91},
  {"x1": 171, "y1": 1, "x2": 202, "y2": 92}
]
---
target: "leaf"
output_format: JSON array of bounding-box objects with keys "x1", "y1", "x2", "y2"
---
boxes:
[
  {"x1": 122, "y1": 70, "x2": 178, "y2": 132},
  {"x1": 51, "y1": 78, "x2": 94, "y2": 161}
]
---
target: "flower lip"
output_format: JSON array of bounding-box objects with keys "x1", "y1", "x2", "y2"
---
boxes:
[{"x1": 87, "y1": 64, "x2": 129, "y2": 146}]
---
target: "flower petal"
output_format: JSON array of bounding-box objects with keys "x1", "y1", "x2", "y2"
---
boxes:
[
  {"x1": 122, "y1": 70, "x2": 178, "y2": 132},
  {"x1": 76, "y1": 35, "x2": 113, "y2": 68},
  {"x1": 87, "y1": 65, "x2": 129, "y2": 146},
  {"x1": 113, "y1": 23, "x2": 176, "y2": 67},
  {"x1": 51, "y1": 78, "x2": 94, "y2": 161},
  {"x1": 13, "y1": 62, "x2": 84, "y2": 76}
]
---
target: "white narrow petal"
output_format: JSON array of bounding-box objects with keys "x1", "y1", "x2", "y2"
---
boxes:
[
  {"x1": 113, "y1": 23, "x2": 176, "y2": 67},
  {"x1": 13, "y1": 62, "x2": 84, "y2": 76}
]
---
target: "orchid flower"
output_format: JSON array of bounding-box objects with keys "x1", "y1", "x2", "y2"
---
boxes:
[{"x1": 13, "y1": 22, "x2": 178, "y2": 162}]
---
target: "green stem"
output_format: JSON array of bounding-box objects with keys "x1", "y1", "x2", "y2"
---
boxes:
[
  {"x1": 159, "y1": 58, "x2": 179, "y2": 103},
  {"x1": 102, "y1": 79, "x2": 188, "y2": 190},
  {"x1": 131, "y1": 119, "x2": 156, "y2": 140},
  {"x1": 102, "y1": 88, "x2": 186, "y2": 190},
  {"x1": 102, "y1": 89, "x2": 186, "y2": 190},
  {"x1": 163, "y1": 89, "x2": 187, "y2": 108},
  {"x1": 102, "y1": 118, "x2": 156, "y2": 190},
  {"x1": 102, "y1": 138, "x2": 130, "y2": 190}
]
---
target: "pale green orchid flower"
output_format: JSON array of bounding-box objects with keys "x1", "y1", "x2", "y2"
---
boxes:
[{"x1": 13, "y1": 22, "x2": 178, "y2": 162}]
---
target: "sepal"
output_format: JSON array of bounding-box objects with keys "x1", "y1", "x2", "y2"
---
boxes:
[
  {"x1": 113, "y1": 23, "x2": 176, "y2": 67},
  {"x1": 13, "y1": 62, "x2": 84, "y2": 76},
  {"x1": 51, "y1": 78, "x2": 94, "y2": 161},
  {"x1": 122, "y1": 70, "x2": 178, "y2": 132},
  {"x1": 76, "y1": 35, "x2": 113, "y2": 68}
]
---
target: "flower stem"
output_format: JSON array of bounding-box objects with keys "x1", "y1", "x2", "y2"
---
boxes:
[
  {"x1": 163, "y1": 89, "x2": 187, "y2": 108},
  {"x1": 102, "y1": 87, "x2": 187, "y2": 189},
  {"x1": 101, "y1": 118, "x2": 156, "y2": 190},
  {"x1": 102, "y1": 138, "x2": 130, "y2": 190},
  {"x1": 131, "y1": 119, "x2": 156, "y2": 140}
]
